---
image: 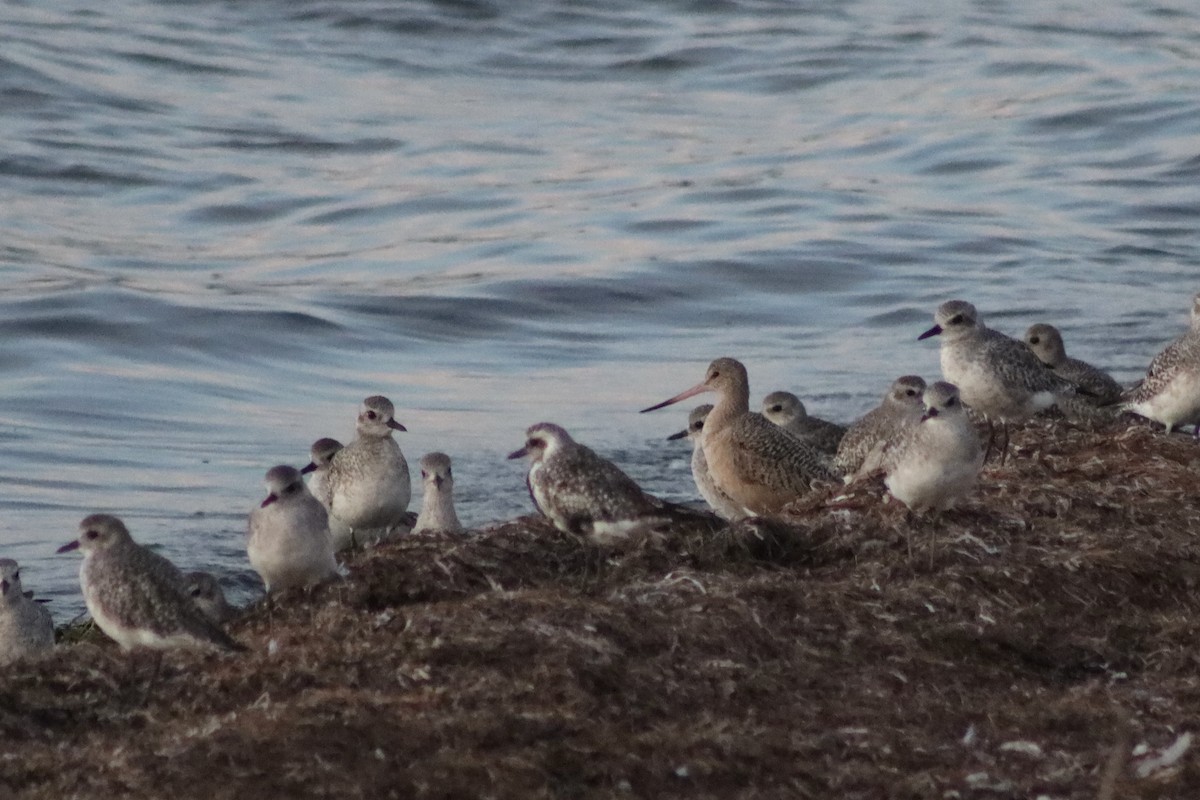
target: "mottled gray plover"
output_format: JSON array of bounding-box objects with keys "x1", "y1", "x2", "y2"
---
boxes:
[
  {"x1": 919, "y1": 300, "x2": 1077, "y2": 459},
  {"x1": 300, "y1": 437, "x2": 343, "y2": 510},
  {"x1": 760, "y1": 391, "x2": 846, "y2": 455},
  {"x1": 642, "y1": 357, "x2": 839, "y2": 515},
  {"x1": 57, "y1": 515, "x2": 245, "y2": 652},
  {"x1": 413, "y1": 452, "x2": 464, "y2": 534},
  {"x1": 0, "y1": 558, "x2": 54, "y2": 663},
  {"x1": 324, "y1": 395, "x2": 411, "y2": 548},
  {"x1": 247, "y1": 465, "x2": 339, "y2": 593},
  {"x1": 666, "y1": 404, "x2": 745, "y2": 521},
  {"x1": 834, "y1": 375, "x2": 927, "y2": 478},
  {"x1": 508, "y1": 422, "x2": 712, "y2": 544},
  {"x1": 1023, "y1": 323, "x2": 1122, "y2": 405},
  {"x1": 1123, "y1": 293, "x2": 1200, "y2": 437},
  {"x1": 877, "y1": 381, "x2": 983, "y2": 513},
  {"x1": 184, "y1": 571, "x2": 236, "y2": 626}
]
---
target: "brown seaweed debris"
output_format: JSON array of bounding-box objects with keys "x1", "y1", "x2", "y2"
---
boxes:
[{"x1": 3, "y1": 419, "x2": 1200, "y2": 798}]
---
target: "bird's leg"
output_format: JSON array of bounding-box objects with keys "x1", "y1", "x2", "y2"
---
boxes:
[{"x1": 982, "y1": 420, "x2": 996, "y2": 464}]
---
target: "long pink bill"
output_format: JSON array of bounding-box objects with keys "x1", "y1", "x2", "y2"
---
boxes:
[{"x1": 640, "y1": 381, "x2": 709, "y2": 414}]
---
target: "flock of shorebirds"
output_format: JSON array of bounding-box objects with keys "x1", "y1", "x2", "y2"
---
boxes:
[{"x1": 2, "y1": 294, "x2": 1198, "y2": 662}]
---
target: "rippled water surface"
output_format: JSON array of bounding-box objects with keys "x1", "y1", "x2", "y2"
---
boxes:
[{"x1": 3, "y1": 0, "x2": 1199, "y2": 613}]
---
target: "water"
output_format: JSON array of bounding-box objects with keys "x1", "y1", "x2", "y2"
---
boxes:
[{"x1": 3, "y1": 0, "x2": 1198, "y2": 614}]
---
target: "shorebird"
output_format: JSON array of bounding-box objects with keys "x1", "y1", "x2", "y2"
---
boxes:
[
  {"x1": 642, "y1": 357, "x2": 839, "y2": 515},
  {"x1": 57, "y1": 515, "x2": 245, "y2": 652},
  {"x1": 876, "y1": 381, "x2": 983, "y2": 513},
  {"x1": 918, "y1": 300, "x2": 1078, "y2": 460},
  {"x1": 666, "y1": 404, "x2": 745, "y2": 520},
  {"x1": 184, "y1": 571, "x2": 236, "y2": 626},
  {"x1": 760, "y1": 391, "x2": 846, "y2": 455},
  {"x1": 1023, "y1": 323, "x2": 1123, "y2": 405},
  {"x1": 324, "y1": 395, "x2": 411, "y2": 547},
  {"x1": 247, "y1": 465, "x2": 339, "y2": 593},
  {"x1": 508, "y1": 422, "x2": 716, "y2": 544},
  {"x1": 300, "y1": 437, "x2": 343, "y2": 510},
  {"x1": 1123, "y1": 292, "x2": 1200, "y2": 437},
  {"x1": 413, "y1": 452, "x2": 464, "y2": 534},
  {"x1": 0, "y1": 558, "x2": 54, "y2": 663},
  {"x1": 834, "y1": 375, "x2": 927, "y2": 477}
]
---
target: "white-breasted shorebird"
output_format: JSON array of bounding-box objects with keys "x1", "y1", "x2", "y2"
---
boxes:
[
  {"x1": 0, "y1": 558, "x2": 54, "y2": 663},
  {"x1": 324, "y1": 396, "x2": 411, "y2": 547},
  {"x1": 57, "y1": 515, "x2": 245, "y2": 652},
  {"x1": 413, "y1": 452, "x2": 464, "y2": 534},
  {"x1": 247, "y1": 465, "x2": 339, "y2": 593},
  {"x1": 666, "y1": 404, "x2": 745, "y2": 521},
  {"x1": 1123, "y1": 293, "x2": 1200, "y2": 437},
  {"x1": 834, "y1": 375, "x2": 927, "y2": 478},
  {"x1": 642, "y1": 357, "x2": 838, "y2": 515}
]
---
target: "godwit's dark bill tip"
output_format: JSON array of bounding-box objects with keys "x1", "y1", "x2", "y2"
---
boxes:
[{"x1": 917, "y1": 324, "x2": 943, "y2": 341}]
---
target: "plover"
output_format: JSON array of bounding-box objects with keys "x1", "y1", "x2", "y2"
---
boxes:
[
  {"x1": 666, "y1": 404, "x2": 745, "y2": 520},
  {"x1": 184, "y1": 571, "x2": 236, "y2": 626},
  {"x1": 1123, "y1": 293, "x2": 1200, "y2": 436},
  {"x1": 1023, "y1": 323, "x2": 1123, "y2": 405},
  {"x1": 919, "y1": 300, "x2": 1077, "y2": 459},
  {"x1": 300, "y1": 437, "x2": 343, "y2": 510},
  {"x1": 760, "y1": 391, "x2": 846, "y2": 455},
  {"x1": 834, "y1": 375, "x2": 927, "y2": 477},
  {"x1": 57, "y1": 515, "x2": 245, "y2": 652},
  {"x1": 508, "y1": 422, "x2": 714, "y2": 544},
  {"x1": 324, "y1": 395, "x2": 411, "y2": 547},
  {"x1": 413, "y1": 452, "x2": 464, "y2": 534},
  {"x1": 877, "y1": 381, "x2": 983, "y2": 513},
  {"x1": 247, "y1": 465, "x2": 339, "y2": 593},
  {"x1": 642, "y1": 357, "x2": 839, "y2": 515},
  {"x1": 0, "y1": 558, "x2": 54, "y2": 663}
]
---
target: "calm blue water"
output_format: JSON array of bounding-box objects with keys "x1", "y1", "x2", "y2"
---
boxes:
[{"x1": 3, "y1": 0, "x2": 1198, "y2": 615}]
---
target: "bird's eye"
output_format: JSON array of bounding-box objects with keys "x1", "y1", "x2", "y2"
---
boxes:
[
  {"x1": 421, "y1": 470, "x2": 428, "y2": 479},
  {"x1": 1029, "y1": 336, "x2": 1039, "y2": 345},
  {"x1": 950, "y1": 314, "x2": 963, "y2": 325},
  {"x1": 946, "y1": 397, "x2": 957, "y2": 407},
  {"x1": 770, "y1": 405, "x2": 782, "y2": 413},
  {"x1": 527, "y1": 438, "x2": 537, "y2": 449},
  {"x1": 85, "y1": 530, "x2": 99, "y2": 540},
  {"x1": 366, "y1": 410, "x2": 377, "y2": 420},
  {"x1": 709, "y1": 370, "x2": 720, "y2": 381},
  {"x1": 906, "y1": 389, "x2": 917, "y2": 397},
  {"x1": 190, "y1": 586, "x2": 202, "y2": 597}
]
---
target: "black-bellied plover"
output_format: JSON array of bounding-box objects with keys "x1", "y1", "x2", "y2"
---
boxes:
[
  {"x1": 57, "y1": 515, "x2": 245, "y2": 652},
  {"x1": 324, "y1": 395, "x2": 411, "y2": 548},
  {"x1": 834, "y1": 375, "x2": 927, "y2": 477},
  {"x1": 184, "y1": 571, "x2": 236, "y2": 625},
  {"x1": 413, "y1": 452, "x2": 464, "y2": 534},
  {"x1": 642, "y1": 357, "x2": 839, "y2": 515},
  {"x1": 666, "y1": 404, "x2": 745, "y2": 520},
  {"x1": 508, "y1": 422, "x2": 714, "y2": 544},
  {"x1": 1023, "y1": 323, "x2": 1123, "y2": 405},
  {"x1": 300, "y1": 437, "x2": 343, "y2": 510},
  {"x1": 0, "y1": 558, "x2": 54, "y2": 663},
  {"x1": 247, "y1": 465, "x2": 339, "y2": 593},
  {"x1": 919, "y1": 300, "x2": 1077, "y2": 459},
  {"x1": 1123, "y1": 293, "x2": 1200, "y2": 437},
  {"x1": 877, "y1": 381, "x2": 983, "y2": 513},
  {"x1": 760, "y1": 391, "x2": 846, "y2": 455}
]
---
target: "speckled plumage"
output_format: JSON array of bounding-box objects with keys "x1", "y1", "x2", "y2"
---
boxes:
[
  {"x1": 1023, "y1": 323, "x2": 1122, "y2": 405},
  {"x1": 509, "y1": 423, "x2": 710, "y2": 544},
  {"x1": 413, "y1": 452, "x2": 464, "y2": 534},
  {"x1": 878, "y1": 382, "x2": 983, "y2": 513},
  {"x1": 919, "y1": 301, "x2": 1077, "y2": 422},
  {"x1": 834, "y1": 375, "x2": 927, "y2": 477},
  {"x1": 324, "y1": 396, "x2": 411, "y2": 548},
  {"x1": 248, "y1": 465, "x2": 339, "y2": 593},
  {"x1": 642, "y1": 358, "x2": 839, "y2": 516},
  {"x1": 184, "y1": 571, "x2": 236, "y2": 626},
  {"x1": 1123, "y1": 293, "x2": 1200, "y2": 434},
  {"x1": 0, "y1": 558, "x2": 54, "y2": 663},
  {"x1": 666, "y1": 404, "x2": 744, "y2": 521},
  {"x1": 760, "y1": 391, "x2": 846, "y2": 455},
  {"x1": 57, "y1": 515, "x2": 244, "y2": 652}
]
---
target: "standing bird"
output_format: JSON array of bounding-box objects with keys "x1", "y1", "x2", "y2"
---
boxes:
[
  {"x1": 642, "y1": 357, "x2": 838, "y2": 516},
  {"x1": 666, "y1": 405, "x2": 745, "y2": 521},
  {"x1": 760, "y1": 391, "x2": 846, "y2": 455},
  {"x1": 247, "y1": 465, "x2": 339, "y2": 593},
  {"x1": 413, "y1": 452, "x2": 464, "y2": 534},
  {"x1": 877, "y1": 382, "x2": 983, "y2": 513},
  {"x1": 1123, "y1": 293, "x2": 1200, "y2": 437},
  {"x1": 57, "y1": 515, "x2": 245, "y2": 652},
  {"x1": 834, "y1": 375, "x2": 927, "y2": 477},
  {"x1": 184, "y1": 571, "x2": 237, "y2": 626},
  {"x1": 0, "y1": 558, "x2": 54, "y2": 663},
  {"x1": 1023, "y1": 323, "x2": 1122, "y2": 405},
  {"x1": 508, "y1": 423, "x2": 715, "y2": 544},
  {"x1": 324, "y1": 395, "x2": 411, "y2": 547},
  {"x1": 918, "y1": 300, "x2": 1078, "y2": 460},
  {"x1": 300, "y1": 437, "x2": 343, "y2": 510}
]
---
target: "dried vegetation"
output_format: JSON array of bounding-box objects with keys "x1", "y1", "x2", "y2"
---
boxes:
[{"x1": 3, "y1": 419, "x2": 1200, "y2": 798}]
